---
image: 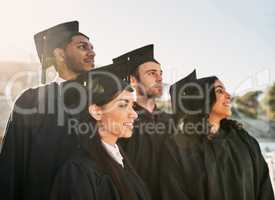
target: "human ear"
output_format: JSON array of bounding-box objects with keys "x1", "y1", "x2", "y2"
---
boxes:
[
  {"x1": 53, "y1": 48, "x2": 65, "y2": 62},
  {"x1": 88, "y1": 104, "x2": 103, "y2": 121},
  {"x1": 130, "y1": 75, "x2": 138, "y2": 87}
]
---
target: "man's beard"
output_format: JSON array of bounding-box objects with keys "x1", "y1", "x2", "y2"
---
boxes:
[
  {"x1": 137, "y1": 85, "x2": 163, "y2": 99},
  {"x1": 64, "y1": 53, "x2": 93, "y2": 74},
  {"x1": 64, "y1": 54, "x2": 83, "y2": 74}
]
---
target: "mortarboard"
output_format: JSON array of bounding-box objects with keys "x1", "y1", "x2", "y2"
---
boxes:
[
  {"x1": 170, "y1": 70, "x2": 197, "y2": 114},
  {"x1": 64, "y1": 63, "x2": 132, "y2": 108},
  {"x1": 34, "y1": 21, "x2": 89, "y2": 83},
  {"x1": 112, "y1": 44, "x2": 159, "y2": 75},
  {"x1": 170, "y1": 70, "x2": 217, "y2": 115},
  {"x1": 91, "y1": 62, "x2": 132, "y2": 82}
]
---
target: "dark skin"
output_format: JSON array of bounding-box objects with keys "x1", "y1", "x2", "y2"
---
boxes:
[{"x1": 54, "y1": 35, "x2": 96, "y2": 80}]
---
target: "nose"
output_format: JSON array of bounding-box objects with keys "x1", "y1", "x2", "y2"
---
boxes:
[
  {"x1": 88, "y1": 48, "x2": 96, "y2": 58},
  {"x1": 156, "y1": 73, "x2": 162, "y2": 83},
  {"x1": 86, "y1": 43, "x2": 96, "y2": 57},
  {"x1": 225, "y1": 91, "x2": 231, "y2": 101},
  {"x1": 129, "y1": 107, "x2": 138, "y2": 120}
]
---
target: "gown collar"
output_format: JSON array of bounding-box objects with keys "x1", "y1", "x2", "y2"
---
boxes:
[
  {"x1": 101, "y1": 140, "x2": 124, "y2": 168},
  {"x1": 53, "y1": 75, "x2": 66, "y2": 84}
]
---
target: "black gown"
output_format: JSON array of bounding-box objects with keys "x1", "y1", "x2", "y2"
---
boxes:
[
  {"x1": 50, "y1": 148, "x2": 150, "y2": 200},
  {"x1": 160, "y1": 119, "x2": 274, "y2": 200},
  {"x1": 119, "y1": 103, "x2": 174, "y2": 200},
  {"x1": 0, "y1": 82, "x2": 78, "y2": 200}
]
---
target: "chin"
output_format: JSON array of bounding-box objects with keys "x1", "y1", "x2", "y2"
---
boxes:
[
  {"x1": 119, "y1": 130, "x2": 133, "y2": 138},
  {"x1": 86, "y1": 64, "x2": 94, "y2": 70},
  {"x1": 149, "y1": 91, "x2": 162, "y2": 98},
  {"x1": 221, "y1": 111, "x2": 232, "y2": 119},
  {"x1": 121, "y1": 134, "x2": 132, "y2": 139},
  {"x1": 155, "y1": 89, "x2": 163, "y2": 96},
  {"x1": 156, "y1": 92, "x2": 163, "y2": 97},
  {"x1": 225, "y1": 109, "x2": 232, "y2": 117},
  {"x1": 81, "y1": 63, "x2": 94, "y2": 71},
  {"x1": 90, "y1": 63, "x2": 95, "y2": 69}
]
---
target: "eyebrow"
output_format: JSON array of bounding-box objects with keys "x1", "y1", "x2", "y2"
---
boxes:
[
  {"x1": 145, "y1": 69, "x2": 162, "y2": 73},
  {"x1": 214, "y1": 85, "x2": 225, "y2": 90},
  {"x1": 116, "y1": 98, "x2": 136, "y2": 105},
  {"x1": 75, "y1": 41, "x2": 92, "y2": 46},
  {"x1": 116, "y1": 99, "x2": 130, "y2": 103}
]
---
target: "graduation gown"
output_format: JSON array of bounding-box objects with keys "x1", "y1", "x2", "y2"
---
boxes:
[
  {"x1": 160, "y1": 119, "x2": 274, "y2": 200},
  {"x1": 50, "y1": 148, "x2": 150, "y2": 200},
  {"x1": 0, "y1": 82, "x2": 78, "y2": 200},
  {"x1": 119, "y1": 103, "x2": 174, "y2": 200}
]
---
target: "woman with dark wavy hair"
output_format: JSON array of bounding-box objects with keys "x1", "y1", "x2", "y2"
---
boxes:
[
  {"x1": 50, "y1": 67, "x2": 151, "y2": 200},
  {"x1": 160, "y1": 70, "x2": 274, "y2": 200}
]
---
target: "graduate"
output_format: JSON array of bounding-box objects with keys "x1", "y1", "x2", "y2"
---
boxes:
[
  {"x1": 113, "y1": 45, "x2": 173, "y2": 199},
  {"x1": 0, "y1": 21, "x2": 95, "y2": 200},
  {"x1": 160, "y1": 70, "x2": 274, "y2": 200},
  {"x1": 50, "y1": 66, "x2": 151, "y2": 200}
]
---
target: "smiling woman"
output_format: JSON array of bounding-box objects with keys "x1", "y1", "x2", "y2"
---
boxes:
[
  {"x1": 50, "y1": 67, "x2": 150, "y2": 200},
  {"x1": 160, "y1": 70, "x2": 274, "y2": 200}
]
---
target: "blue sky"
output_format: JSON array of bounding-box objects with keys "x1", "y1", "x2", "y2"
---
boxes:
[{"x1": 0, "y1": 0, "x2": 274, "y2": 95}]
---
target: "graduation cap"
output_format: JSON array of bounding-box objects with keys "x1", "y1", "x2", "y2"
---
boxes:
[
  {"x1": 170, "y1": 70, "x2": 197, "y2": 114},
  {"x1": 91, "y1": 62, "x2": 132, "y2": 82},
  {"x1": 170, "y1": 70, "x2": 218, "y2": 115},
  {"x1": 64, "y1": 63, "x2": 132, "y2": 108},
  {"x1": 112, "y1": 44, "x2": 159, "y2": 75},
  {"x1": 34, "y1": 21, "x2": 89, "y2": 83}
]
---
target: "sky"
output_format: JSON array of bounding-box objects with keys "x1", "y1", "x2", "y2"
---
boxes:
[{"x1": 0, "y1": 0, "x2": 274, "y2": 95}]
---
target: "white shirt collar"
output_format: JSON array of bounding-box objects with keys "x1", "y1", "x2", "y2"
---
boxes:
[
  {"x1": 53, "y1": 76, "x2": 66, "y2": 84},
  {"x1": 101, "y1": 140, "x2": 124, "y2": 168}
]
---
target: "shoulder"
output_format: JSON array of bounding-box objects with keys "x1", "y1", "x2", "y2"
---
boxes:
[
  {"x1": 222, "y1": 119, "x2": 261, "y2": 149},
  {"x1": 221, "y1": 119, "x2": 243, "y2": 130},
  {"x1": 14, "y1": 88, "x2": 37, "y2": 108},
  {"x1": 160, "y1": 133, "x2": 204, "y2": 170},
  {"x1": 13, "y1": 82, "x2": 57, "y2": 108},
  {"x1": 159, "y1": 112, "x2": 175, "y2": 123},
  {"x1": 53, "y1": 152, "x2": 100, "y2": 189},
  {"x1": 62, "y1": 150, "x2": 98, "y2": 176},
  {"x1": 51, "y1": 150, "x2": 101, "y2": 199},
  {"x1": 165, "y1": 131, "x2": 202, "y2": 154},
  {"x1": 56, "y1": 150, "x2": 117, "y2": 193},
  {"x1": 159, "y1": 111, "x2": 174, "y2": 118}
]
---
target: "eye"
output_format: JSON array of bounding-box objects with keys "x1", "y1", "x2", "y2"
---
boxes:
[
  {"x1": 118, "y1": 103, "x2": 128, "y2": 108},
  {"x1": 148, "y1": 71, "x2": 156, "y2": 76},
  {"x1": 78, "y1": 44, "x2": 86, "y2": 50},
  {"x1": 216, "y1": 89, "x2": 223, "y2": 94}
]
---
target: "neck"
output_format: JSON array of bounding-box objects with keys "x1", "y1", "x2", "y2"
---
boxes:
[
  {"x1": 137, "y1": 95, "x2": 156, "y2": 113},
  {"x1": 208, "y1": 113, "x2": 222, "y2": 134},
  {"x1": 99, "y1": 130, "x2": 118, "y2": 145},
  {"x1": 56, "y1": 64, "x2": 79, "y2": 80}
]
